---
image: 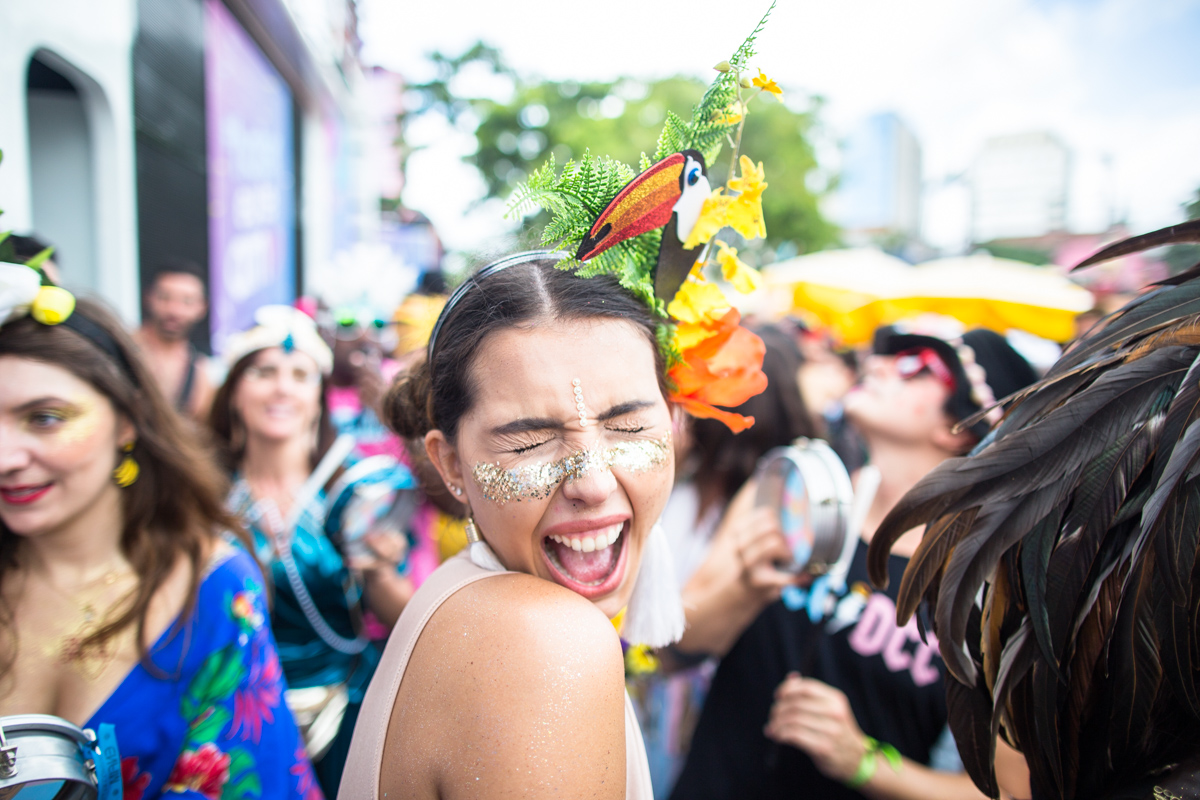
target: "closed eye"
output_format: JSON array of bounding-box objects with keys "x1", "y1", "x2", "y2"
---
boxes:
[{"x1": 510, "y1": 438, "x2": 552, "y2": 455}]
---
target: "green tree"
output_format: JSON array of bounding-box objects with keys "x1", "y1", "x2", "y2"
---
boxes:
[{"x1": 472, "y1": 74, "x2": 838, "y2": 255}]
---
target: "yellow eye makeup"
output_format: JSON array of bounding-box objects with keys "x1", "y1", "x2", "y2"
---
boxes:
[{"x1": 472, "y1": 432, "x2": 672, "y2": 504}]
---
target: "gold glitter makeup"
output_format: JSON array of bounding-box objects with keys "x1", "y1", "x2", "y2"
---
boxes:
[
  {"x1": 29, "y1": 397, "x2": 99, "y2": 446},
  {"x1": 472, "y1": 432, "x2": 672, "y2": 504}
]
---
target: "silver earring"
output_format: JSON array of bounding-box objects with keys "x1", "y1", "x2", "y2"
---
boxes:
[{"x1": 451, "y1": 485, "x2": 463, "y2": 497}]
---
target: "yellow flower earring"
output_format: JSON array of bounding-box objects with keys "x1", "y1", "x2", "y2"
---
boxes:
[{"x1": 114, "y1": 442, "x2": 139, "y2": 488}]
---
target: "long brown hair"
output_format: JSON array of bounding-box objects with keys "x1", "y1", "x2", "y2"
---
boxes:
[{"x1": 0, "y1": 299, "x2": 247, "y2": 682}]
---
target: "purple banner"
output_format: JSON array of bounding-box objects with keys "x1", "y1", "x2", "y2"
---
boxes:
[{"x1": 204, "y1": 0, "x2": 295, "y2": 354}]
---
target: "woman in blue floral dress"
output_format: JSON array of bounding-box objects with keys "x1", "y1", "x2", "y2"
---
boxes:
[{"x1": 0, "y1": 292, "x2": 318, "y2": 799}]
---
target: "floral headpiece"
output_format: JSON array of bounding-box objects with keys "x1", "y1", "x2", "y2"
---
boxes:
[{"x1": 504, "y1": 5, "x2": 780, "y2": 432}]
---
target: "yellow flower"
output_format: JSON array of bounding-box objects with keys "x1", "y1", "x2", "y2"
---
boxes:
[
  {"x1": 715, "y1": 241, "x2": 762, "y2": 294},
  {"x1": 682, "y1": 158, "x2": 768, "y2": 249},
  {"x1": 669, "y1": 270, "x2": 733, "y2": 350},
  {"x1": 729, "y1": 155, "x2": 767, "y2": 202},
  {"x1": 667, "y1": 273, "x2": 728, "y2": 325},
  {"x1": 717, "y1": 157, "x2": 768, "y2": 241},
  {"x1": 624, "y1": 644, "x2": 660, "y2": 676},
  {"x1": 30, "y1": 285, "x2": 75, "y2": 325},
  {"x1": 682, "y1": 189, "x2": 732, "y2": 249},
  {"x1": 712, "y1": 102, "x2": 744, "y2": 126},
  {"x1": 752, "y1": 69, "x2": 782, "y2": 98}
]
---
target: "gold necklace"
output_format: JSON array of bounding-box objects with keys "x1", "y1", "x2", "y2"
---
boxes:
[{"x1": 34, "y1": 565, "x2": 137, "y2": 678}]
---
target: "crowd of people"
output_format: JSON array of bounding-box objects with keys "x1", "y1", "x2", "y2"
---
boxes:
[
  {"x1": 6, "y1": 218, "x2": 1200, "y2": 800},
  {"x1": 5, "y1": 22, "x2": 1200, "y2": 800}
]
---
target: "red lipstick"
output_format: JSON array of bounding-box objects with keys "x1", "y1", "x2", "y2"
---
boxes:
[{"x1": 0, "y1": 484, "x2": 52, "y2": 505}]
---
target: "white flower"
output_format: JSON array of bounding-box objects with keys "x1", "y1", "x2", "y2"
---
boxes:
[{"x1": 0, "y1": 261, "x2": 42, "y2": 325}]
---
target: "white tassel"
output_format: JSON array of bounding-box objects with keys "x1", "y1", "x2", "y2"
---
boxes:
[
  {"x1": 469, "y1": 538, "x2": 506, "y2": 572},
  {"x1": 622, "y1": 522, "x2": 686, "y2": 647},
  {"x1": 464, "y1": 516, "x2": 506, "y2": 572}
]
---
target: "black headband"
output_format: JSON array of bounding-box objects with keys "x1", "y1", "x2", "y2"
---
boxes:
[
  {"x1": 59, "y1": 312, "x2": 141, "y2": 386},
  {"x1": 426, "y1": 250, "x2": 566, "y2": 362}
]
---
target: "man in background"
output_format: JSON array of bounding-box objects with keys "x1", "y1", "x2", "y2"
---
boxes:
[{"x1": 132, "y1": 260, "x2": 213, "y2": 419}]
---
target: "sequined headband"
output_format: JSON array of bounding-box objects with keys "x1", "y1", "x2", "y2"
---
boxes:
[{"x1": 426, "y1": 250, "x2": 567, "y2": 362}]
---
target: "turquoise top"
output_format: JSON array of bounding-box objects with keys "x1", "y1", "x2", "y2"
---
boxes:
[{"x1": 228, "y1": 482, "x2": 380, "y2": 703}]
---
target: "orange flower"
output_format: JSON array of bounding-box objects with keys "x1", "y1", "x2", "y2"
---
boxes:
[{"x1": 668, "y1": 307, "x2": 767, "y2": 433}]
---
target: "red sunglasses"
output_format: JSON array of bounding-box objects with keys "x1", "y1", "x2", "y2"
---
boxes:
[{"x1": 893, "y1": 347, "x2": 957, "y2": 392}]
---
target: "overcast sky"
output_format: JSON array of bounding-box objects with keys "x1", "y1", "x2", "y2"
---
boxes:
[{"x1": 359, "y1": 0, "x2": 1200, "y2": 256}]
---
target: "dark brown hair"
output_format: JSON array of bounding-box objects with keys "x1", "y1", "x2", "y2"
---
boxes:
[
  {"x1": 386, "y1": 257, "x2": 667, "y2": 442},
  {"x1": 690, "y1": 324, "x2": 816, "y2": 505},
  {"x1": 0, "y1": 299, "x2": 246, "y2": 682},
  {"x1": 207, "y1": 350, "x2": 338, "y2": 475}
]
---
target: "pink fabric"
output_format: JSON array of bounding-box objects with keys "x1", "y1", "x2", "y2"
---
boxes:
[{"x1": 405, "y1": 503, "x2": 442, "y2": 589}]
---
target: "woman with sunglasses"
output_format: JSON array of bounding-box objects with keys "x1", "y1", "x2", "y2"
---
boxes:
[
  {"x1": 209, "y1": 306, "x2": 413, "y2": 798},
  {"x1": 673, "y1": 320, "x2": 1038, "y2": 800}
]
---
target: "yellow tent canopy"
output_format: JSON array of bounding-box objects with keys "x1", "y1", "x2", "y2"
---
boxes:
[{"x1": 764, "y1": 249, "x2": 1095, "y2": 344}]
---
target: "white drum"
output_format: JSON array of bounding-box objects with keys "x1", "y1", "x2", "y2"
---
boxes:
[
  {"x1": 0, "y1": 715, "x2": 119, "y2": 800},
  {"x1": 754, "y1": 438, "x2": 854, "y2": 576}
]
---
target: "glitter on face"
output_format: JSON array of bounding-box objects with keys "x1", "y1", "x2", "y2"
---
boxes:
[{"x1": 472, "y1": 432, "x2": 672, "y2": 504}]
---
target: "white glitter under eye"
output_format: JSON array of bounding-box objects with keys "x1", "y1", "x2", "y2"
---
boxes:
[{"x1": 471, "y1": 433, "x2": 672, "y2": 504}]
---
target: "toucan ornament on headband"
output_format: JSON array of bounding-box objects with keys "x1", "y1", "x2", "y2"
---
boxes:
[{"x1": 506, "y1": 4, "x2": 777, "y2": 432}]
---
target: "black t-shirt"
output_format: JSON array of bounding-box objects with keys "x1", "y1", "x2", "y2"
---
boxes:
[{"x1": 670, "y1": 540, "x2": 949, "y2": 800}]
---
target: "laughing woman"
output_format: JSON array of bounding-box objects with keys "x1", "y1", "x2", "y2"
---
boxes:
[
  {"x1": 0, "y1": 284, "x2": 318, "y2": 798},
  {"x1": 339, "y1": 255, "x2": 682, "y2": 799}
]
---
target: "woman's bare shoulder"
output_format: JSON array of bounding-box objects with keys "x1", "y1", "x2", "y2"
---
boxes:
[
  {"x1": 433, "y1": 571, "x2": 623, "y2": 674},
  {"x1": 398, "y1": 573, "x2": 627, "y2": 798}
]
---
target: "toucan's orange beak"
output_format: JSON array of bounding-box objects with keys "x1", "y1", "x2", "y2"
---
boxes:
[{"x1": 576, "y1": 153, "x2": 685, "y2": 261}]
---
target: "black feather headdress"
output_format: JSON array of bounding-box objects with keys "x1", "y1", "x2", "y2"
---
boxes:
[{"x1": 867, "y1": 222, "x2": 1200, "y2": 800}]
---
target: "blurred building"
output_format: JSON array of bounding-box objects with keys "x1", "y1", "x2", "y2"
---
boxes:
[
  {"x1": 971, "y1": 131, "x2": 1070, "y2": 243},
  {"x1": 830, "y1": 112, "x2": 922, "y2": 246},
  {"x1": 0, "y1": 0, "x2": 387, "y2": 353}
]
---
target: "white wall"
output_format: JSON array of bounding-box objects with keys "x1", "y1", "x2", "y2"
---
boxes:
[
  {"x1": 28, "y1": 90, "x2": 98, "y2": 291},
  {"x1": 0, "y1": 0, "x2": 140, "y2": 321}
]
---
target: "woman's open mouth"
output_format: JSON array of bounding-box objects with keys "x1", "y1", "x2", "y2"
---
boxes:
[{"x1": 541, "y1": 520, "x2": 629, "y2": 599}]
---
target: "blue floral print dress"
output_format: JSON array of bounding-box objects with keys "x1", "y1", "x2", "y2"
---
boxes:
[{"x1": 84, "y1": 547, "x2": 321, "y2": 800}]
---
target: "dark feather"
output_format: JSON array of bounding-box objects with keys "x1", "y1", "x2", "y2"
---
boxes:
[
  {"x1": 1073, "y1": 219, "x2": 1200, "y2": 270},
  {"x1": 864, "y1": 222, "x2": 1200, "y2": 799},
  {"x1": 1153, "y1": 581, "x2": 1200, "y2": 721},
  {"x1": 896, "y1": 507, "x2": 977, "y2": 625},
  {"x1": 945, "y1": 674, "x2": 1000, "y2": 797}
]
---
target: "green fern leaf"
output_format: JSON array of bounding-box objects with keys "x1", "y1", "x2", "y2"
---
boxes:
[{"x1": 654, "y1": 111, "x2": 690, "y2": 161}]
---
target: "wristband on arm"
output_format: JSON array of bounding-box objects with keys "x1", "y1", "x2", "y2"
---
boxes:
[{"x1": 845, "y1": 736, "x2": 902, "y2": 789}]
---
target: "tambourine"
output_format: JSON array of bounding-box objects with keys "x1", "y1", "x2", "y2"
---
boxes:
[
  {"x1": 754, "y1": 438, "x2": 854, "y2": 576},
  {"x1": 325, "y1": 455, "x2": 418, "y2": 561},
  {"x1": 0, "y1": 715, "x2": 119, "y2": 800}
]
